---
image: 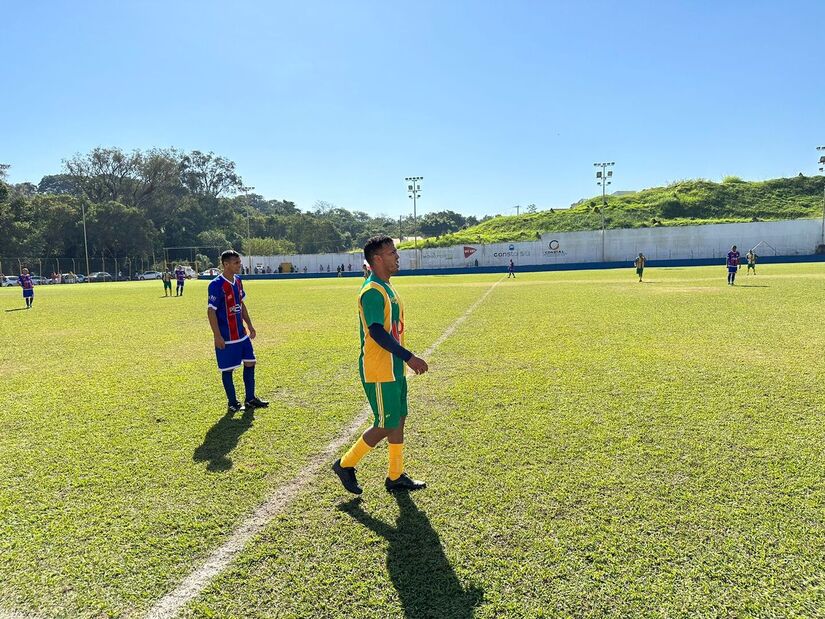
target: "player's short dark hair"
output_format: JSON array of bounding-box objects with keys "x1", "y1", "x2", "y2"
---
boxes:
[
  {"x1": 220, "y1": 249, "x2": 241, "y2": 264},
  {"x1": 363, "y1": 235, "x2": 394, "y2": 265}
]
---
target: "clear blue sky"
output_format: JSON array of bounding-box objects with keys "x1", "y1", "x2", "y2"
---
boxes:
[{"x1": 1, "y1": 0, "x2": 823, "y2": 218}]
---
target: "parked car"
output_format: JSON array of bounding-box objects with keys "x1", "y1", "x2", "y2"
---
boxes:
[
  {"x1": 1, "y1": 275, "x2": 19, "y2": 287},
  {"x1": 88, "y1": 272, "x2": 113, "y2": 282},
  {"x1": 200, "y1": 268, "x2": 219, "y2": 277},
  {"x1": 138, "y1": 271, "x2": 163, "y2": 280},
  {"x1": 60, "y1": 273, "x2": 80, "y2": 284},
  {"x1": 74, "y1": 273, "x2": 87, "y2": 283},
  {"x1": 30, "y1": 275, "x2": 50, "y2": 286}
]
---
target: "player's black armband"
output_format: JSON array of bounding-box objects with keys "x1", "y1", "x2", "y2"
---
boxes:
[{"x1": 368, "y1": 323, "x2": 413, "y2": 362}]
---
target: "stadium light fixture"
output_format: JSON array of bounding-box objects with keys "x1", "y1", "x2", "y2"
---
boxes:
[
  {"x1": 405, "y1": 176, "x2": 423, "y2": 250},
  {"x1": 593, "y1": 161, "x2": 615, "y2": 262}
]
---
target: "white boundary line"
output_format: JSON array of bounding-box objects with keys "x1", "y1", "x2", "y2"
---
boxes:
[
  {"x1": 146, "y1": 278, "x2": 502, "y2": 619},
  {"x1": 0, "y1": 608, "x2": 43, "y2": 619}
]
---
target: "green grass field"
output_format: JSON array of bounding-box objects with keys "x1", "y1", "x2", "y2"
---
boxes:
[{"x1": 1, "y1": 265, "x2": 824, "y2": 618}]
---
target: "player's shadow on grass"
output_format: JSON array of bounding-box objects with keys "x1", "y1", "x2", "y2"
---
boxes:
[
  {"x1": 4, "y1": 307, "x2": 28, "y2": 312},
  {"x1": 193, "y1": 408, "x2": 254, "y2": 472},
  {"x1": 738, "y1": 284, "x2": 770, "y2": 287},
  {"x1": 339, "y1": 494, "x2": 483, "y2": 618}
]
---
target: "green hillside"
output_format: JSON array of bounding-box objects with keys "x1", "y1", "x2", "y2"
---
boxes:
[{"x1": 399, "y1": 176, "x2": 825, "y2": 248}]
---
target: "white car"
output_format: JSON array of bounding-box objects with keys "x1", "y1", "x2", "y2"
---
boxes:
[
  {"x1": 30, "y1": 275, "x2": 50, "y2": 286},
  {"x1": 1, "y1": 275, "x2": 19, "y2": 287},
  {"x1": 138, "y1": 271, "x2": 163, "y2": 280},
  {"x1": 200, "y1": 268, "x2": 219, "y2": 277}
]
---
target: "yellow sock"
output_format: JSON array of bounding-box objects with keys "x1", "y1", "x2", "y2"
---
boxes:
[
  {"x1": 341, "y1": 436, "x2": 372, "y2": 468},
  {"x1": 388, "y1": 443, "x2": 404, "y2": 481}
]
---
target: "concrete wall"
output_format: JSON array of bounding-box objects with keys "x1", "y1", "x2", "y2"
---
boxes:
[
  {"x1": 244, "y1": 252, "x2": 363, "y2": 274},
  {"x1": 247, "y1": 219, "x2": 822, "y2": 272}
]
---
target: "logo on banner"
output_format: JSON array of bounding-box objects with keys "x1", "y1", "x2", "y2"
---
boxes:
[
  {"x1": 544, "y1": 239, "x2": 566, "y2": 256},
  {"x1": 492, "y1": 242, "x2": 533, "y2": 258},
  {"x1": 463, "y1": 246, "x2": 477, "y2": 258}
]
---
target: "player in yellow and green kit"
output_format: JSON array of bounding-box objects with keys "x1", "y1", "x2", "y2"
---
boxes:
[{"x1": 333, "y1": 235, "x2": 429, "y2": 494}]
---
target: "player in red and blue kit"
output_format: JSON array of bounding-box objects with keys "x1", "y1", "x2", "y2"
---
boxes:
[
  {"x1": 726, "y1": 245, "x2": 740, "y2": 286},
  {"x1": 175, "y1": 266, "x2": 186, "y2": 296},
  {"x1": 207, "y1": 250, "x2": 269, "y2": 414},
  {"x1": 19, "y1": 268, "x2": 34, "y2": 309}
]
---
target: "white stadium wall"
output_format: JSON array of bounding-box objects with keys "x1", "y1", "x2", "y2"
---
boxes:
[
  {"x1": 246, "y1": 219, "x2": 822, "y2": 272},
  {"x1": 414, "y1": 219, "x2": 822, "y2": 268},
  {"x1": 244, "y1": 252, "x2": 364, "y2": 273}
]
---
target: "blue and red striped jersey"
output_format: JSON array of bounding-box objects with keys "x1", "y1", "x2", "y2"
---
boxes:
[
  {"x1": 19, "y1": 274, "x2": 33, "y2": 289},
  {"x1": 207, "y1": 275, "x2": 247, "y2": 343}
]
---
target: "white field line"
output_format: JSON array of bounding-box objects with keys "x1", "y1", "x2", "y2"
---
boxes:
[
  {"x1": 0, "y1": 608, "x2": 44, "y2": 619},
  {"x1": 146, "y1": 278, "x2": 502, "y2": 619}
]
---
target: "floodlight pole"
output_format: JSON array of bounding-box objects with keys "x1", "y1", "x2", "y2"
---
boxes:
[
  {"x1": 405, "y1": 176, "x2": 423, "y2": 250},
  {"x1": 594, "y1": 162, "x2": 615, "y2": 262},
  {"x1": 81, "y1": 199, "x2": 91, "y2": 280},
  {"x1": 817, "y1": 146, "x2": 825, "y2": 246},
  {"x1": 242, "y1": 186, "x2": 255, "y2": 272}
]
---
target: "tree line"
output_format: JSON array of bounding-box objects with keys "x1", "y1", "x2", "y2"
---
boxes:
[{"x1": 0, "y1": 148, "x2": 484, "y2": 272}]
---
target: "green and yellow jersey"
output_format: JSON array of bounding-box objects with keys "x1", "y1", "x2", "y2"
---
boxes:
[{"x1": 358, "y1": 274, "x2": 405, "y2": 384}]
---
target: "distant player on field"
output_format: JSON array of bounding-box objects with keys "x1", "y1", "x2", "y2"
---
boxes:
[
  {"x1": 746, "y1": 250, "x2": 757, "y2": 275},
  {"x1": 508, "y1": 259, "x2": 515, "y2": 278},
  {"x1": 634, "y1": 253, "x2": 646, "y2": 282},
  {"x1": 726, "y1": 245, "x2": 740, "y2": 286},
  {"x1": 19, "y1": 268, "x2": 34, "y2": 309},
  {"x1": 162, "y1": 269, "x2": 172, "y2": 296},
  {"x1": 175, "y1": 265, "x2": 186, "y2": 296},
  {"x1": 333, "y1": 235, "x2": 429, "y2": 494},
  {"x1": 207, "y1": 250, "x2": 269, "y2": 413}
]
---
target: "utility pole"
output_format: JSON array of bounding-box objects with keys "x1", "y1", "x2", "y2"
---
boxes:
[
  {"x1": 513, "y1": 205, "x2": 521, "y2": 216},
  {"x1": 405, "y1": 177, "x2": 423, "y2": 249},
  {"x1": 594, "y1": 162, "x2": 615, "y2": 262},
  {"x1": 399, "y1": 215, "x2": 403, "y2": 241},
  {"x1": 817, "y1": 146, "x2": 825, "y2": 247}
]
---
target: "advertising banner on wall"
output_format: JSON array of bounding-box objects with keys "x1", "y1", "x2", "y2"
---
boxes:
[{"x1": 246, "y1": 219, "x2": 821, "y2": 274}]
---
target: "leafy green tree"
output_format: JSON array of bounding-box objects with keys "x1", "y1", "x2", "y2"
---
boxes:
[
  {"x1": 87, "y1": 201, "x2": 156, "y2": 258},
  {"x1": 29, "y1": 195, "x2": 84, "y2": 258},
  {"x1": 242, "y1": 237, "x2": 297, "y2": 255},
  {"x1": 180, "y1": 150, "x2": 244, "y2": 198},
  {"x1": 63, "y1": 147, "x2": 181, "y2": 208},
  {"x1": 197, "y1": 229, "x2": 231, "y2": 251},
  {"x1": 38, "y1": 174, "x2": 81, "y2": 195},
  {"x1": 419, "y1": 210, "x2": 467, "y2": 237}
]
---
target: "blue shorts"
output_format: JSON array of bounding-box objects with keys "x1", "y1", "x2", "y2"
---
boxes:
[
  {"x1": 727, "y1": 266, "x2": 738, "y2": 273},
  {"x1": 23, "y1": 289, "x2": 34, "y2": 298},
  {"x1": 216, "y1": 337, "x2": 255, "y2": 372}
]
